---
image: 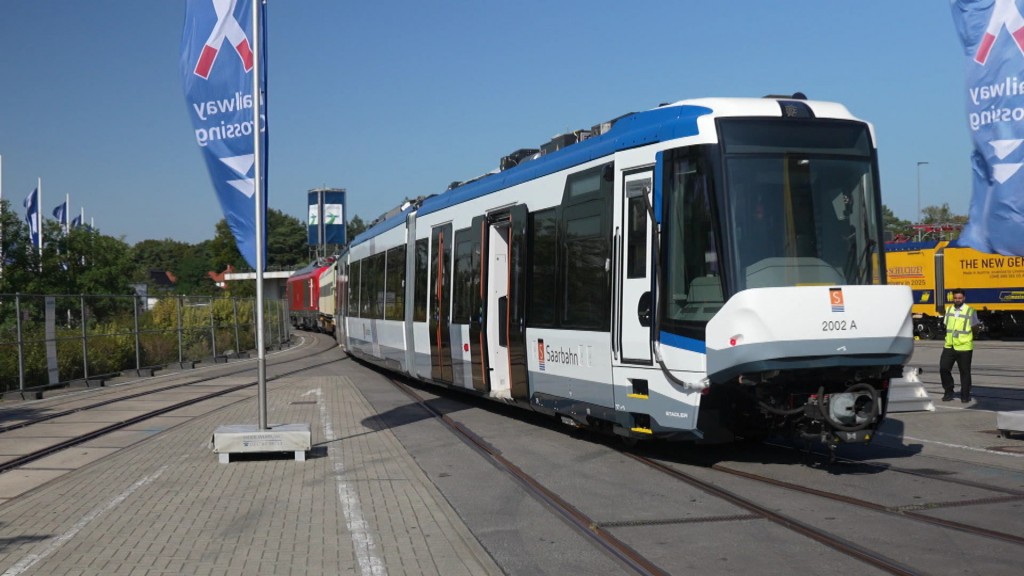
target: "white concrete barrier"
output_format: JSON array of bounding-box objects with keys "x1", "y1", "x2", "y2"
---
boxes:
[
  {"x1": 996, "y1": 410, "x2": 1024, "y2": 439},
  {"x1": 887, "y1": 366, "x2": 935, "y2": 413}
]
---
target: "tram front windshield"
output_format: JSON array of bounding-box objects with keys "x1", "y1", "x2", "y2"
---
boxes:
[{"x1": 720, "y1": 118, "x2": 881, "y2": 292}]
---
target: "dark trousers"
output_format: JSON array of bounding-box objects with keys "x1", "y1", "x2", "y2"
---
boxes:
[{"x1": 939, "y1": 347, "x2": 973, "y2": 400}]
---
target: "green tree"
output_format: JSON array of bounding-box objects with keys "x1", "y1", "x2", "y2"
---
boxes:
[
  {"x1": 209, "y1": 220, "x2": 244, "y2": 272},
  {"x1": 920, "y1": 202, "x2": 966, "y2": 240},
  {"x1": 173, "y1": 240, "x2": 217, "y2": 295},
  {"x1": 921, "y1": 202, "x2": 966, "y2": 226},
  {"x1": 266, "y1": 209, "x2": 307, "y2": 269},
  {"x1": 67, "y1": 230, "x2": 134, "y2": 296},
  {"x1": 348, "y1": 215, "x2": 367, "y2": 240},
  {"x1": 130, "y1": 238, "x2": 192, "y2": 284},
  {"x1": 209, "y1": 208, "x2": 308, "y2": 272},
  {"x1": 881, "y1": 204, "x2": 914, "y2": 242},
  {"x1": 0, "y1": 202, "x2": 133, "y2": 298},
  {"x1": 0, "y1": 199, "x2": 39, "y2": 294}
]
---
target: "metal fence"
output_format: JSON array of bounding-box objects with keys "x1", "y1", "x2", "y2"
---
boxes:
[{"x1": 0, "y1": 293, "x2": 291, "y2": 396}]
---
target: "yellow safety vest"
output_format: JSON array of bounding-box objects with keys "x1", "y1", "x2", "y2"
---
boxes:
[{"x1": 944, "y1": 304, "x2": 976, "y2": 351}]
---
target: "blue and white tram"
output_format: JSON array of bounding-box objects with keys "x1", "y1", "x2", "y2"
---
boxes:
[{"x1": 338, "y1": 94, "x2": 914, "y2": 446}]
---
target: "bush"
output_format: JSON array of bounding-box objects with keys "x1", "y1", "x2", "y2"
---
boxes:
[{"x1": 0, "y1": 293, "x2": 280, "y2": 393}]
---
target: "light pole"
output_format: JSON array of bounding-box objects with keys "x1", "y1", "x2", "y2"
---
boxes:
[{"x1": 916, "y1": 161, "x2": 929, "y2": 241}]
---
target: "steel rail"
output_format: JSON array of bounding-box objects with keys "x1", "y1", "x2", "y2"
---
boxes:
[
  {"x1": 387, "y1": 376, "x2": 672, "y2": 576},
  {"x1": 626, "y1": 453, "x2": 922, "y2": 576},
  {"x1": 0, "y1": 336, "x2": 325, "y2": 434},
  {"x1": 711, "y1": 463, "x2": 1024, "y2": 547},
  {"x1": 760, "y1": 440, "x2": 1024, "y2": 496},
  {"x1": 0, "y1": 353, "x2": 344, "y2": 475}
]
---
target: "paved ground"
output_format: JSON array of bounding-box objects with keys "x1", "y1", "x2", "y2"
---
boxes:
[
  {"x1": 0, "y1": 349, "x2": 502, "y2": 576},
  {"x1": 0, "y1": 337, "x2": 1021, "y2": 575}
]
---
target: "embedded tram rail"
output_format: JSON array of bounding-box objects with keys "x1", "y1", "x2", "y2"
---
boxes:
[
  {"x1": 706, "y1": 459, "x2": 1024, "y2": 547},
  {"x1": 0, "y1": 333, "x2": 339, "y2": 479},
  {"x1": 376, "y1": 365, "x2": 1024, "y2": 576},
  {"x1": 2, "y1": 331, "x2": 1023, "y2": 575},
  {"x1": 338, "y1": 335, "x2": 1024, "y2": 576},
  {"x1": 383, "y1": 372, "x2": 671, "y2": 576}
]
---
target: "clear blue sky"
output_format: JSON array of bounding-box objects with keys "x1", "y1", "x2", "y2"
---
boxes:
[{"x1": 0, "y1": 1, "x2": 968, "y2": 246}]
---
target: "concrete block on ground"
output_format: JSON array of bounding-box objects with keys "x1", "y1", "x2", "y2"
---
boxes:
[
  {"x1": 212, "y1": 423, "x2": 311, "y2": 463},
  {"x1": 887, "y1": 366, "x2": 934, "y2": 413},
  {"x1": 996, "y1": 410, "x2": 1024, "y2": 439}
]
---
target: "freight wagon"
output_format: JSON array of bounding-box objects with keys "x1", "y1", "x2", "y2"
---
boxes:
[{"x1": 885, "y1": 240, "x2": 1024, "y2": 339}]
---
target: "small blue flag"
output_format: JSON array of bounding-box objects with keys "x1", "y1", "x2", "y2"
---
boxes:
[
  {"x1": 952, "y1": 0, "x2": 1024, "y2": 255},
  {"x1": 71, "y1": 214, "x2": 83, "y2": 229},
  {"x1": 53, "y1": 201, "x2": 68, "y2": 227},
  {"x1": 23, "y1": 188, "x2": 40, "y2": 248}
]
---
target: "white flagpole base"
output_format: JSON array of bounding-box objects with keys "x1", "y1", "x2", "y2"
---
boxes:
[{"x1": 212, "y1": 423, "x2": 311, "y2": 463}]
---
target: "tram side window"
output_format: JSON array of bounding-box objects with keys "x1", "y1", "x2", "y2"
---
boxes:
[
  {"x1": 452, "y1": 229, "x2": 481, "y2": 324},
  {"x1": 527, "y1": 208, "x2": 558, "y2": 327},
  {"x1": 359, "y1": 256, "x2": 372, "y2": 318},
  {"x1": 664, "y1": 153, "x2": 723, "y2": 333},
  {"x1": 626, "y1": 191, "x2": 647, "y2": 279},
  {"x1": 367, "y1": 252, "x2": 385, "y2": 320},
  {"x1": 413, "y1": 238, "x2": 428, "y2": 322},
  {"x1": 341, "y1": 261, "x2": 349, "y2": 317},
  {"x1": 386, "y1": 246, "x2": 406, "y2": 320},
  {"x1": 560, "y1": 163, "x2": 612, "y2": 331},
  {"x1": 350, "y1": 260, "x2": 361, "y2": 318},
  {"x1": 563, "y1": 207, "x2": 609, "y2": 329}
]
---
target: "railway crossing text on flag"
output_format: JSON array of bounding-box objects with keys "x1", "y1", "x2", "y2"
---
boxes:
[
  {"x1": 181, "y1": 0, "x2": 266, "y2": 270},
  {"x1": 952, "y1": 0, "x2": 1024, "y2": 256}
]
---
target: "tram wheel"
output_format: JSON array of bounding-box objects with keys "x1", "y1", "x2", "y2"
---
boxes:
[{"x1": 916, "y1": 323, "x2": 935, "y2": 340}]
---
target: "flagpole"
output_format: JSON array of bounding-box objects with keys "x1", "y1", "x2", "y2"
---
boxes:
[
  {"x1": 1, "y1": 154, "x2": 4, "y2": 259},
  {"x1": 37, "y1": 177, "x2": 43, "y2": 255},
  {"x1": 253, "y1": 0, "x2": 268, "y2": 430},
  {"x1": 1, "y1": 154, "x2": 4, "y2": 234},
  {"x1": 65, "y1": 193, "x2": 70, "y2": 234}
]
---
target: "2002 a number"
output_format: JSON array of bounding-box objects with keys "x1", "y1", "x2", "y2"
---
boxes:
[{"x1": 822, "y1": 320, "x2": 857, "y2": 331}]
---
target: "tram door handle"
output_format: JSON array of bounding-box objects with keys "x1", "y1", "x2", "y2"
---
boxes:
[{"x1": 637, "y1": 292, "x2": 652, "y2": 328}]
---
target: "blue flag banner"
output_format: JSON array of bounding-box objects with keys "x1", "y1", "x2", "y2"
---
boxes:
[
  {"x1": 23, "y1": 188, "x2": 40, "y2": 248},
  {"x1": 323, "y1": 189, "x2": 347, "y2": 245},
  {"x1": 71, "y1": 214, "x2": 82, "y2": 229},
  {"x1": 952, "y1": 0, "x2": 1024, "y2": 256},
  {"x1": 181, "y1": 0, "x2": 266, "y2": 269},
  {"x1": 307, "y1": 188, "x2": 347, "y2": 246},
  {"x1": 52, "y1": 201, "x2": 67, "y2": 227}
]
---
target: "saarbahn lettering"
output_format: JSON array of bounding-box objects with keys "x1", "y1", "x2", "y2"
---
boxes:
[{"x1": 546, "y1": 344, "x2": 580, "y2": 367}]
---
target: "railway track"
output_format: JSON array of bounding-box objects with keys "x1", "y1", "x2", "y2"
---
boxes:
[
  {"x1": 706, "y1": 461, "x2": 1024, "y2": 546},
  {"x1": 370, "y1": 364, "x2": 1024, "y2": 576},
  {"x1": 0, "y1": 333, "x2": 344, "y2": 476},
  {"x1": 383, "y1": 374, "x2": 963, "y2": 576},
  {"x1": 384, "y1": 375, "x2": 670, "y2": 576}
]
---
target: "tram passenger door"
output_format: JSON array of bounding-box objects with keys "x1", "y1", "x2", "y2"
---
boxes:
[
  {"x1": 619, "y1": 171, "x2": 654, "y2": 364},
  {"x1": 336, "y1": 261, "x2": 347, "y2": 346},
  {"x1": 481, "y1": 205, "x2": 529, "y2": 399},
  {"x1": 507, "y1": 205, "x2": 530, "y2": 400},
  {"x1": 484, "y1": 216, "x2": 511, "y2": 396},
  {"x1": 430, "y1": 224, "x2": 453, "y2": 383}
]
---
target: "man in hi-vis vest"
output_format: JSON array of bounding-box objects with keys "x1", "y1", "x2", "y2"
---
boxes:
[{"x1": 940, "y1": 288, "x2": 980, "y2": 403}]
